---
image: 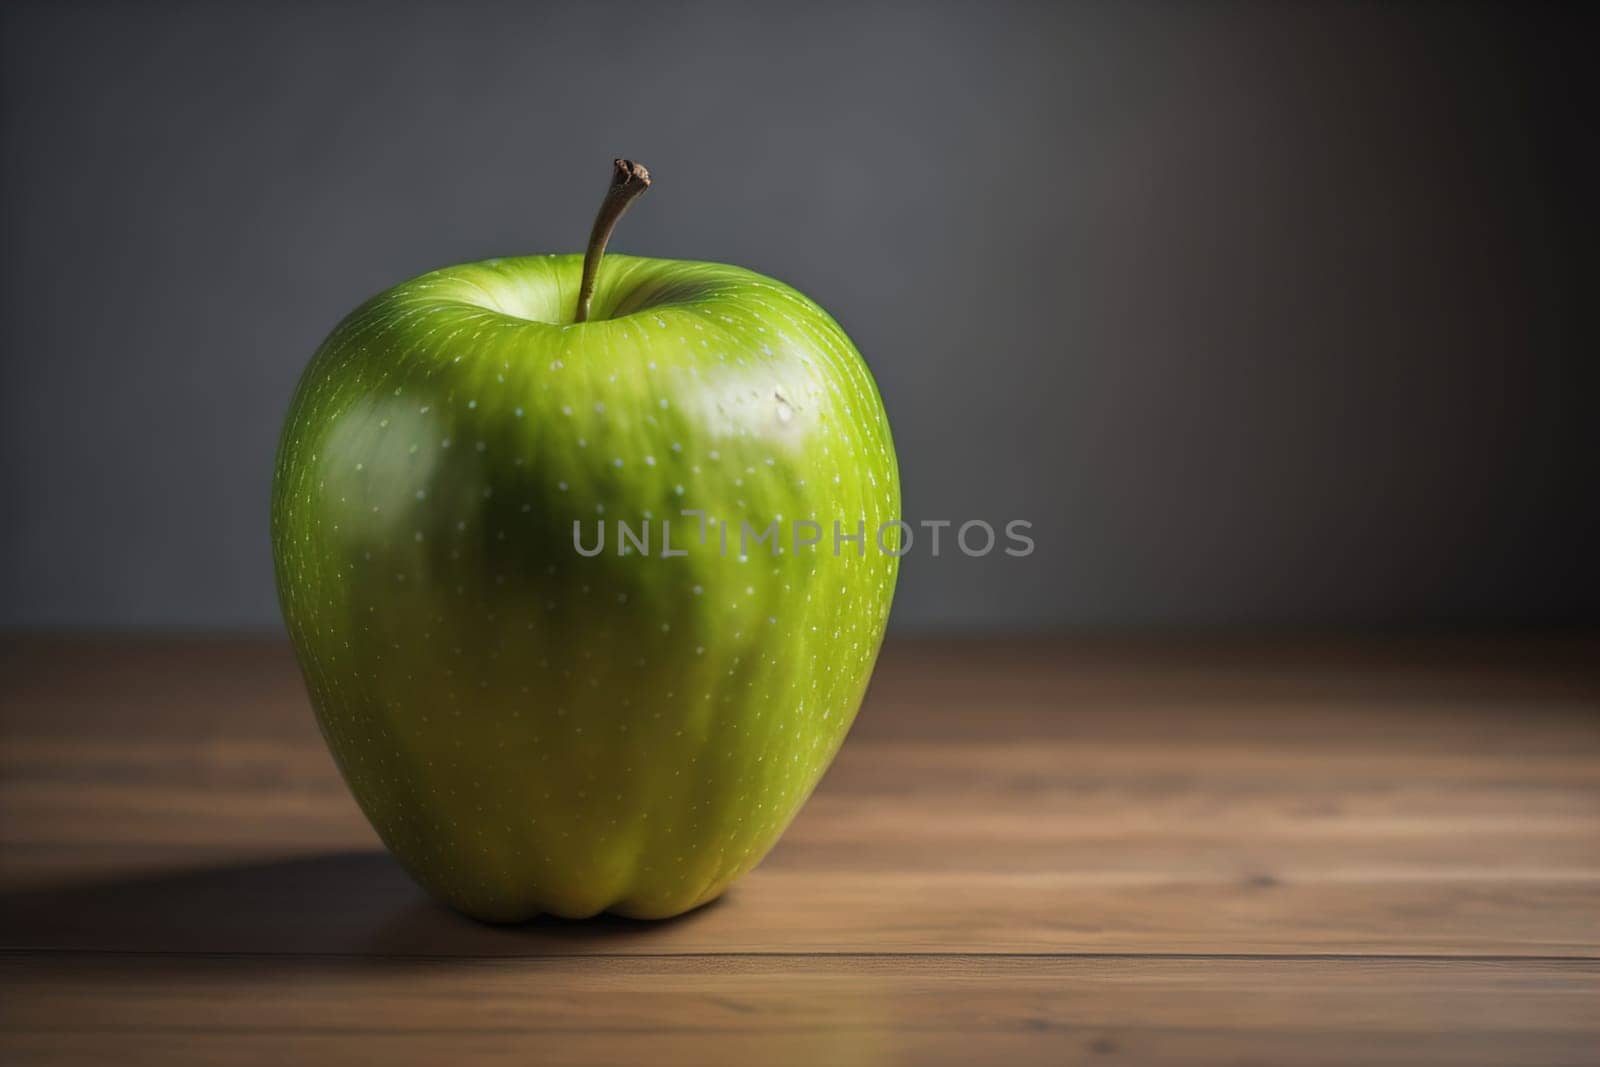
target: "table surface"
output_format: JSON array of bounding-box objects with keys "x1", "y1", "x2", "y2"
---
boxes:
[{"x1": 2, "y1": 635, "x2": 1597, "y2": 1065}]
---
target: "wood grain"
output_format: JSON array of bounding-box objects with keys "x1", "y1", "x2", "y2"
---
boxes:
[
  {"x1": 4, "y1": 955, "x2": 1597, "y2": 1066},
  {"x1": 2, "y1": 635, "x2": 1598, "y2": 1064}
]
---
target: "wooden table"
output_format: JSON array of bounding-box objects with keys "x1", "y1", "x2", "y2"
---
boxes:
[{"x1": 2, "y1": 636, "x2": 1597, "y2": 1064}]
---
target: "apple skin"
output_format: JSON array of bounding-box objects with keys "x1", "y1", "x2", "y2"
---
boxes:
[{"x1": 272, "y1": 253, "x2": 898, "y2": 921}]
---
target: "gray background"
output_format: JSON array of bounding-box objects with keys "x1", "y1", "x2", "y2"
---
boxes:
[{"x1": 2, "y1": 0, "x2": 1593, "y2": 631}]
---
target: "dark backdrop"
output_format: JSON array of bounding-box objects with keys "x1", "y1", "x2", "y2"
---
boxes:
[{"x1": 2, "y1": 0, "x2": 1594, "y2": 630}]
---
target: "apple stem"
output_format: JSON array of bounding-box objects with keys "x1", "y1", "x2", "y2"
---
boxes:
[{"x1": 574, "y1": 159, "x2": 652, "y2": 323}]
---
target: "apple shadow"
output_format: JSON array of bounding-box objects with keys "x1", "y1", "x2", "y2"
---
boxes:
[{"x1": 0, "y1": 851, "x2": 724, "y2": 959}]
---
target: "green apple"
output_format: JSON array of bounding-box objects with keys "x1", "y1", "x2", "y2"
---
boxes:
[{"x1": 272, "y1": 161, "x2": 899, "y2": 921}]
